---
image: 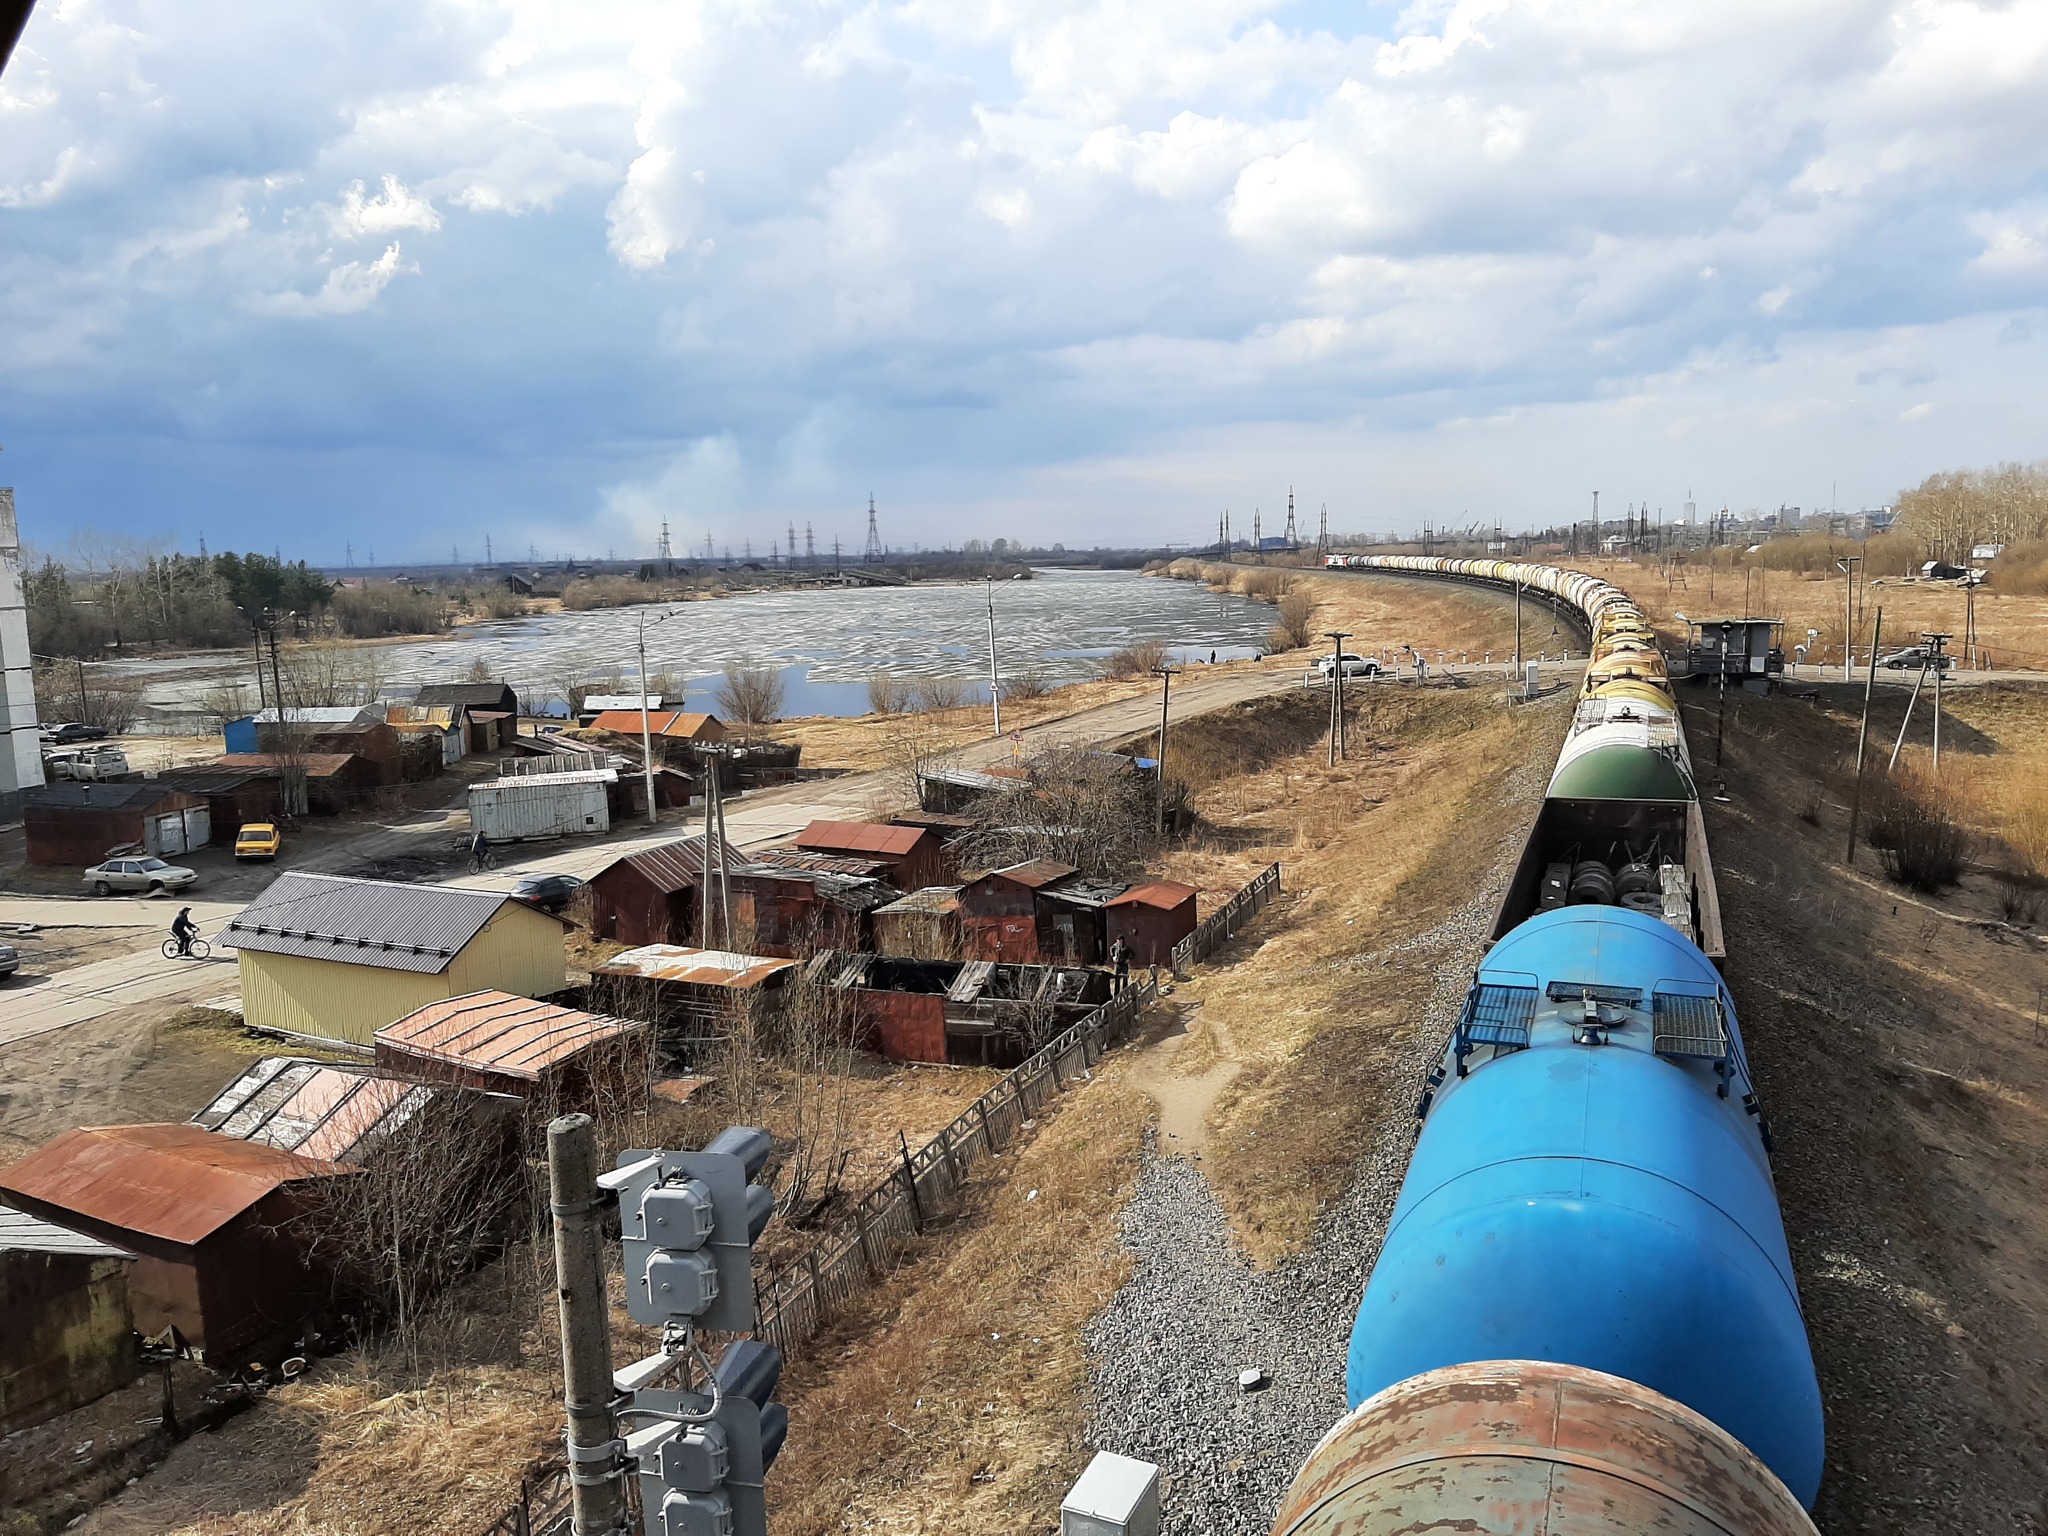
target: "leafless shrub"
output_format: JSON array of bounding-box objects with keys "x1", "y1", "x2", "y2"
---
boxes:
[
  {"x1": 559, "y1": 575, "x2": 663, "y2": 610},
  {"x1": 330, "y1": 584, "x2": 447, "y2": 638},
  {"x1": 1268, "y1": 590, "x2": 1317, "y2": 651},
  {"x1": 956, "y1": 741, "x2": 1158, "y2": 879},
  {"x1": 866, "y1": 674, "x2": 912, "y2": 714},
  {"x1": 193, "y1": 679, "x2": 260, "y2": 732},
  {"x1": 1101, "y1": 638, "x2": 1169, "y2": 679},
  {"x1": 1798, "y1": 785, "x2": 1826, "y2": 826},
  {"x1": 281, "y1": 639, "x2": 386, "y2": 706},
  {"x1": 1997, "y1": 874, "x2": 2044, "y2": 925},
  {"x1": 758, "y1": 960, "x2": 858, "y2": 1227},
  {"x1": 1000, "y1": 671, "x2": 1051, "y2": 703},
  {"x1": 296, "y1": 1094, "x2": 528, "y2": 1370},
  {"x1": 1870, "y1": 772, "x2": 1970, "y2": 891},
  {"x1": 34, "y1": 662, "x2": 147, "y2": 732},
  {"x1": 910, "y1": 676, "x2": 970, "y2": 713},
  {"x1": 716, "y1": 664, "x2": 787, "y2": 735}
]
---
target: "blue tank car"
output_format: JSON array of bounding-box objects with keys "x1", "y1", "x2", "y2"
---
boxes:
[{"x1": 1346, "y1": 904, "x2": 1825, "y2": 1507}]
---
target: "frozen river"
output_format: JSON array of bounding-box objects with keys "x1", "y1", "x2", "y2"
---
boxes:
[{"x1": 122, "y1": 569, "x2": 1279, "y2": 718}]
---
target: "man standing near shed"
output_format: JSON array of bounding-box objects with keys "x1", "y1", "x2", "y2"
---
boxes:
[{"x1": 1109, "y1": 936, "x2": 1131, "y2": 993}]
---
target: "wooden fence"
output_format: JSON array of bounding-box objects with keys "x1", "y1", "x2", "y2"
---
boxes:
[
  {"x1": 479, "y1": 862, "x2": 1282, "y2": 1535},
  {"x1": 1170, "y1": 861, "x2": 1283, "y2": 973}
]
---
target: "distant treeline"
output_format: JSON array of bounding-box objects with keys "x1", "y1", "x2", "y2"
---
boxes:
[{"x1": 25, "y1": 548, "x2": 455, "y2": 657}]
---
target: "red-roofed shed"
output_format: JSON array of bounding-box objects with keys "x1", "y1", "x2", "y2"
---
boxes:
[
  {"x1": 794, "y1": 819, "x2": 949, "y2": 891},
  {"x1": 0, "y1": 1124, "x2": 354, "y2": 1361},
  {"x1": 1105, "y1": 880, "x2": 1199, "y2": 967}
]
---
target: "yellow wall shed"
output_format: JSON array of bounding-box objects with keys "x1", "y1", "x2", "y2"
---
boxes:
[{"x1": 222, "y1": 872, "x2": 568, "y2": 1046}]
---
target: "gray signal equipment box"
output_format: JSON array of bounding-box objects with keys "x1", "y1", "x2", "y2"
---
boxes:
[
  {"x1": 1061, "y1": 1451, "x2": 1161, "y2": 1536},
  {"x1": 615, "y1": 1146, "x2": 758, "y2": 1332},
  {"x1": 624, "y1": 1386, "x2": 773, "y2": 1536}
]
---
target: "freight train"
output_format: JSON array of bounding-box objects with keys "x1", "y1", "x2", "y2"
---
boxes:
[{"x1": 1278, "y1": 555, "x2": 1823, "y2": 1535}]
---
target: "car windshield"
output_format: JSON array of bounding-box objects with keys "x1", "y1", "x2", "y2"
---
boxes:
[{"x1": 137, "y1": 858, "x2": 168, "y2": 870}]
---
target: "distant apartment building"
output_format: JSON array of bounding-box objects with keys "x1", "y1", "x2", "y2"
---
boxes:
[{"x1": 0, "y1": 488, "x2": 46, "y2": 817}]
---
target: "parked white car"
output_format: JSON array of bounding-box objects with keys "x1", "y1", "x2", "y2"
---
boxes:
[
  {"x1": 46, "y1": 746, "x2": 131, "y2": 781},
  {"x1": 1314, "y1": 653, "x2": 1384, "y2": 678},
  {"x1": 82, "y1": 857, "x2": 198, "y2": 896}
]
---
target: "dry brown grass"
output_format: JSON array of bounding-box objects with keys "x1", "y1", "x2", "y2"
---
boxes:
[
  {"x1": 1583, "y1": 556, "x2": 2048, "y2": 674},
  {"x1": 773, "y1": 1076, "x2": 1151, "y2": 1536},
  {"x1": 1149, "y1": 690, "x2": 1563, "y2": 1264},
  {"x1": 775, "y1": 674, "x2": 1164, "y2": 771}
]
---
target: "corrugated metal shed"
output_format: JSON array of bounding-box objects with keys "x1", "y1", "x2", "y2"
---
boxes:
[
  {"x1": 22, "y1": 782, "x2": 185, "y2": 811},
  {"x1": 248, "y1": 706, "x2": 380, "y2": 726},
  {"x1": 0, "y1": 1207, "x2": 132, "y2": 1259},
  {"x1": 214, "y1": 752, "x2": 360, "y2": 777},
  {"x1": 750, "y1": 848, "x2": 892, "y2": 879},
  {"x1": 220, "y1": 871, "x2": 558, "y2": 975},
  {"x1": 374, "y1": 990, "x2": 646, "y2": 1084},
  {"x1": 469, "y1": 770, "x2": 616, "y2": 840},
  {"x1": 1107, "y1": 879, "x2": 1200, "y2": 911},
  {"x1": 615, "y1": 839, "x2": 708, "y2": 891},
  {"x1": 592, "y1": 945, "x2": 796, "y2": 989},
  {"x1": 987, "y1": 859, "x2": 1080, "y2": 890},
  {"x1": 587, "y1": 710, "x2": 727, "y2": 742},
  {"x1": 795, "y1": 820, "x2": 927, "y2": 858},
  {"x1": 192, "y1": 1058, "x2": 431, "y2": 1163},
  {"x1": 874, "y1": 885, "x2": 963, "y2": 916},
  {"x1": 581, "y1": 694, "x2": 661, "y2": 713},
  {"x1": 0, "y1": 1125, "x2": 351, "y2": 1247}
]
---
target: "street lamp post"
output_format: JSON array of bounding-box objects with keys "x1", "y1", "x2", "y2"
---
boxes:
[
  {"x1": 1835, "y1": 556, "x2": 1862, "y2": 679},
  {"x1": 985, "y1": 577, "x2": 1002, "y2": 737}
]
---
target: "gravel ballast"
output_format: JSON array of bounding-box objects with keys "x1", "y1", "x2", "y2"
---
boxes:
[{"x1": 1083, "y1": 744, "x2": 1552, "y2": 1533}]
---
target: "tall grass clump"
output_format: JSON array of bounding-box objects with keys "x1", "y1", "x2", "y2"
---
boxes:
[{"x1": 1268, "y1": 591, "x2": 1316, "y2": 651}]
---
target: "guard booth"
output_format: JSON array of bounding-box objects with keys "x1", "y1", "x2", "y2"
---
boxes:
[{"x1": 1682, "y1": 617, "x2": 1784, "y2": 693}]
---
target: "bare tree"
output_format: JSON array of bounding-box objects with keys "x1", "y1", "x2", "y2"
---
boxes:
[
  {"x1": 295, "y1": 1092, "x2": 527, "y2": 1370},
  {"x1": 715, "y1": 664, "x2": 786, "y2": 736}
]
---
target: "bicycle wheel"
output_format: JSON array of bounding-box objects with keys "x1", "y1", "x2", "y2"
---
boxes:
[
  {"x1": 189, "y1": 938, "x2": 211, "y2": 960},
  {"x1": 162, "y1": 939, "x2": 180, "y2": 960}
]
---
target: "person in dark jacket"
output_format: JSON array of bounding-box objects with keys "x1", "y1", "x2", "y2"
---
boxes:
[
  {"x1": 1109, "y1": 936, "x2": 1131, "y2": 991},
  {"x1": 169, "y1": 907, "x2": 198, "y2": 956}
]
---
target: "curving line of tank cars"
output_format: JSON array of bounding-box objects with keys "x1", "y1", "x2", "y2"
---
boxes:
[{"x1": 1275, "y1": 555, "x2": 1824, "y2": 1536}]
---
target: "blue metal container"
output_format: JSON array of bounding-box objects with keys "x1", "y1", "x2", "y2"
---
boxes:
[{"x1": 1347, "y1": 905, "x2": 1824, "y2": 1507}]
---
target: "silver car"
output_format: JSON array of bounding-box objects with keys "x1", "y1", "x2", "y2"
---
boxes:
[
  {"x1": 0, "y1": 942, "x2": 18, "y2": 979},
  {"x1": 83, "y1": 857, "x2": 198, "y2": 896}
]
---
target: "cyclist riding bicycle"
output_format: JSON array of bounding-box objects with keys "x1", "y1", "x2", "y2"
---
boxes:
[
  {"x1": 470, "y1": 829, "x2": 492, "y2": 868},
  {"x1": 170, "y1": 906, "x2": 198, "y2": 957}
]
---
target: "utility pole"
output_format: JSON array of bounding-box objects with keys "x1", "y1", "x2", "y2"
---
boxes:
[
  {"x1": 985, "y1": 577, "x2": 1003, "y2": 736},
  {"x1": 1513, "y1": 579, "x2": 1524, "y2": 673},
  {"x1": 1284, "y1": 488, "x2": 1298, "y2": 549},
  {"x1": 805, "y1": 523, "x2": 815, "y2": 565},
  {"x1": 1151, "y1": 664, "x2": 1179, "y2": 836},
  {"x1": 547, "y1": 1113, "x2": 626, "y2": 1536},
  {"x1": 1846, "y1": 609, "x2": 1882, "y2": 864},
  {"x1": 1324, "y1": 631, "x2": 1351, "y2": 766},
  {"x1": 863, "y1": 495, "x2": 883, "y2": 563},
  {"x1": 1835, "y1": 556, "x2": 1861, "y2": 679},
  {"x1": 636, "y1": 607, "x2": 687, "y2": 825},
  {"x1": 1317, "y1": 503, "x2": 1328, "y2": 559},
  {"x1": 1887, "y1": 659, "x2": 1931, "y2": 775},
  {"x1": 1715, "y1": 620, "x2": 1732, "y2": 771},
  {"x1": 1928, "y1": 632, "x2": 1951, "y2": 772}
]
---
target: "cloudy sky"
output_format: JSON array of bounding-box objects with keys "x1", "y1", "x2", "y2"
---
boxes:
[{"x1": 4, "y1": 0, "x2": 2046, "y2": 563}]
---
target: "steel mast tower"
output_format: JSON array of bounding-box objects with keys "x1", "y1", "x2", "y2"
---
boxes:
[
  {"x1": 1283, "y1": 488, "x2": 1298, "y2": 548},
  {"x1": 863, "y1": 495, "x2": 884, "y2": 563}
]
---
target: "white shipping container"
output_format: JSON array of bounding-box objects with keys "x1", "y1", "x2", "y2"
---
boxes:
[{"x1": 469, "y1": 771, "x2": 614, "y2": 841}]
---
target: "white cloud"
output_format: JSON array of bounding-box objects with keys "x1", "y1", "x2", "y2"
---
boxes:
[
  {"x1": 3, "y1": 0, "x2": 2048, "y2": 557},
  {"x1": 251, "y1": 243, "x2": 413, "y2": 317},
  {"x1": 330, "y1": 176, "x2": 442, "y2": 238}
]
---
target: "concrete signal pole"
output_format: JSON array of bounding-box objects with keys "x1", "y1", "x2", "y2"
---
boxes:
[{"x1": 547, "y1": 1114, "x2": 626, "y2": 1535}]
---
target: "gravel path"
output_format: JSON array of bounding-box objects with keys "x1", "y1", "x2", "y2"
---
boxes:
[{"x1": 1084, "y1": 748, "x2": 1553, "y2": 1533}]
